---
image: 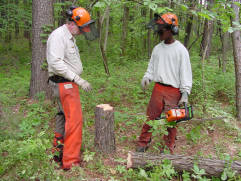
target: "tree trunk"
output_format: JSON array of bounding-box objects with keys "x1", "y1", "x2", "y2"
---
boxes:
[
  {"x1": 231, "y1": 0, "x2": 241, "y2": 121},
  {"x1": 15, "y1": 0, "x2": 19, "y2": 38},
  {"x1": 103, "y1": 6, "x2": 110, "y2": 52},
  {"x1": 58, "y1": 0, "x2": 66, "y2": 26},
  {"x1": 95, "y1": 104, "x2": 115, "y2": 153},
  {"x1": 221, "y1": 31, "x2": 229, "y2": 73},
  {"x1": 24, "y1": 0, "x2": 31, "y2": 48},
  {"x1": 142, "y1": 8, "x2": 147, "y2": 50},
  {"x1": 5, "y1": 0, "x2": 12, "y2": 43},
  {"x1": 0, "y1": 0, "x2": 5, "y2": 38},
  {"x1": 127, "y1": 152, "x2": 241, "y2": 177},
  {"x1": 184, "y1": 0, "x2": 195, "y2": 48},
  {"x1": 30, "y1": 0, "x2": 53, "y2": 99},
  {"x1": 120, "y1": 4, "x2": 129, "y2": 56},
  {"x1": 99, "y1": 7, "x2": 110, "y2": 76},
  {"x1": 147, "y1": 9, "x2": 153, "y2": 58},
  {"x1": 200, "y1": 0, "x2": 214, "y2": 59}
]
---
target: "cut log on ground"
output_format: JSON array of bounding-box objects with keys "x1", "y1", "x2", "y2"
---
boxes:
[
  {"x1": 95, "y1": 104, "x2": 115, "y2": 153},
  {"x1": 127, "y1": 151, "x2": 241, "y2": 177}
]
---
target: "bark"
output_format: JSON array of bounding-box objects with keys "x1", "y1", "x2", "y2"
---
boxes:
[
  {"x1": 200, "y1": 0, "x2": 214, "y2": 59},
  {"x1": 95, "y1": 104, "x2": 115, "y2": 153},
  {"x1": 30, "y1": 0, "x2": 53, "y2": 99},
  {"x1": 120, "y1": 4, "x2": 129, "y2": 56},
  {"x1": 127, "y1": 152, "x2": 241, "y2": 177},
  {"x1": 231, "y1": 0, "x2": 241, "y2": 121}
]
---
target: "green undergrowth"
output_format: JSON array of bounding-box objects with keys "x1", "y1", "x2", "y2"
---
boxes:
[{"x1": 0, "y1": 40, "x2": 240, "y2": 180}]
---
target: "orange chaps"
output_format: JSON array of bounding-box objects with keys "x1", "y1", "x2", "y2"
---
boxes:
[
  {"x1": 138, "y1": 83, "x2": 181, "y2": 153},
  {"x1": 52, "y1": 82, "x2": 83, "y2": 169}
]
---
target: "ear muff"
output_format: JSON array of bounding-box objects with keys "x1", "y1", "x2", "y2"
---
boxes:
[
  {"x1": 170, "y1": 18, "x2": 179, "y2": 35},
  {"x1": 66, "y1": 5, "x2": 78, "y2": 21}
]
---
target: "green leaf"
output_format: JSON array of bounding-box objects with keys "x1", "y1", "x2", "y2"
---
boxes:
[
  {"x1": 94, "y1": 2, "x2": 106, "y2": 8},
  {"x1": 139, "y1": 168, "x2": 148, "y2": 178}
]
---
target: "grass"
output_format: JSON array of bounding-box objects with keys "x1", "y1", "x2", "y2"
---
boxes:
[{"x1": 0, "y1": 39, "x2": 241, "y2": 180}]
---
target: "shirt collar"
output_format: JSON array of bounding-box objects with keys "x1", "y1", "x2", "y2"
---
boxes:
[{"x1": 63, "y1": 24, "x2": 73, "y2": 40}]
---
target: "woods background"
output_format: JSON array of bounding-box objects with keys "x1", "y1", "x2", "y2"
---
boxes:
[{"x1": 0, "y1": 0, "x2": 241, "y2": 180}]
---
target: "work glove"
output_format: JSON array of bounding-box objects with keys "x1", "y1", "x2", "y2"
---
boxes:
[
  {"x1": 178, "y1": 91, "x2": 188, "y2": 106},
  {"x1": 141, "y1": 77, "x2": 151, "y2": 90},
  {"x1": 73, "y1": 76, "x2": 92, "y2": 92}
]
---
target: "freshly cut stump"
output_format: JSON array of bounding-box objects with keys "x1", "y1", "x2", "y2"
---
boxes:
[
  {"x1": 127, "y1": 151, "x2": 241, "y2": 177},
  {"x1": 95, "y1": 104, "x2": 115, "y2": 153}
]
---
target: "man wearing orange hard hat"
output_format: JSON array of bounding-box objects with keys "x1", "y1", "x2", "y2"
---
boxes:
[
  {"x1": 136, "y1": 13, "x2": 192, "y2": 154},
  {"x1": 46, "y1": 5, "x2": 98, "y2": 170}
]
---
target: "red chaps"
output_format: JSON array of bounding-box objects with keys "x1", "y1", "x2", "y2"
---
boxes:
[{"x1": 138, "y1": 83, "x2": 181, "y2": 153}]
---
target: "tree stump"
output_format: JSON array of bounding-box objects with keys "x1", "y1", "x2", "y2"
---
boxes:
[
  {"x1": 127, "y1": 151, "x2": 241, "y2": 177},
  {"x1": 95, "y1": 104, "x2": 115, "y2": 153}
]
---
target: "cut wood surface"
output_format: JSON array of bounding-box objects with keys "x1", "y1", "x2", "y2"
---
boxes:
[
  {"x1": 127, "y1": 151, "x2": 241, "y2": 177},
  {"x1": 95, "y1": 104, "x2": 115, "y2": 153}
]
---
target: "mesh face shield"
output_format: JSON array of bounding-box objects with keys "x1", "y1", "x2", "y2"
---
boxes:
[
  {"x1": 147, "y1": 19, "x2": 166, "y2": 33},
  {"x1": 146, "y1": 13, "x2": 168, "y2": 35},
  {"x1": 79, "y1": 21, "x2": 99, "y2": 41}
]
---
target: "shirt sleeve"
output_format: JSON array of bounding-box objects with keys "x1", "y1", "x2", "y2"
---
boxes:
[
  {"x1": 179, "y1": 48, "x2": 192, "y2": 94},
  {"x1": 144, "y1": 51, "x2": 155, "y2": 80},
  {"x1": 47, "y1": 33, "x2": 76, "y2": 81}
]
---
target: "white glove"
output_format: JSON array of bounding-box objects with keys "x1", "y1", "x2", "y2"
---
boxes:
[
  {"x1": 73, "y1": 76, "x2": 92, "y2": 92},
  {"x1": 141, "y1": 77, "x2": 151, "y2": 90},
  {"x1": 178, "y1": 91, "x2": 188, "y2": 106}
]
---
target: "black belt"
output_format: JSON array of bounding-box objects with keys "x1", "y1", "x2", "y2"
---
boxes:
[
  {"x1": 156, "y1": 82, "x2": 172, "y2": 87},
  {"x1": 48, "y1": 75, "x2": 72, "y2": 83}
]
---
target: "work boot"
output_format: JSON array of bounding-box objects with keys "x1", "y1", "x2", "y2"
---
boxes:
[
  {"x1": 163, "y1": 128, "x2": 177, "y2": 154},
  {"x1": 136, "y1": 138, "x2": 152, "y2": 152},
  {"x1": 136, "y1": 146, "x2": 149, "y2": 152}
]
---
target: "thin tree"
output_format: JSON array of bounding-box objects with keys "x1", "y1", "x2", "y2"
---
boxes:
[
  {"x1": 147, "y1": 9, "x2": 153, "y2": 58},
  {"x1": 99, "y1": 6, "x2": 110, "y2": 76},
  {"x1": 184, "y1": 0, "x2": 196, "y2": 48},
  {"x1": 23, "y1": 0, "x2": 31, "y2": 48},
  {"x1": 30, "y1": 0, "x2": 53, "y2": 99},
  {"x1": 15, "y1": 0, "x2": 19, "y2": 38},
  {"x1": 231, "y1": 0, "x2": 241, "y2": 121},
  {"x1": 120, "y1": 4, "x2": 129, "y2": 56},
  {"x1": 200, "y1": 0, "x2": 214, "y2": 59}
]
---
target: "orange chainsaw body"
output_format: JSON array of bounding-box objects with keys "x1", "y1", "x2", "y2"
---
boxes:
[{"x1": 165, "y1": 108, "x2": 186, "y2": 122}]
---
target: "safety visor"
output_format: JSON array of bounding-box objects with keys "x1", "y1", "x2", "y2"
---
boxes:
[
  {"x1": 78, "y1": 20, "x2": 99, "y2": 41},
  {"x1": 146, "y1": 13, "x2": 167, "y2": 33}
]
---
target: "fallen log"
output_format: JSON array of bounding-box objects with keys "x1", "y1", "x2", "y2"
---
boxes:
[
  {"x1": 95, "y1": 104, "x2": 115, "y2": 153},
  {"x1": 127, "y1": 151, "x2": 241, "y2": 177}
]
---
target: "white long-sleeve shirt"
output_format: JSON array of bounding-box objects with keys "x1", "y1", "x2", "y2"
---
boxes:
[
  {"x1": 47, "y1": 25, "x2": 83, "y2": 81},
  {"x1": 144, "y1": 40, "x2": 192, "y2": 94}
]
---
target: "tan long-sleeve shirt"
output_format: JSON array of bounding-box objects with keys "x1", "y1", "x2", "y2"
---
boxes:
[
  {"x1": 144, "y1": 40, "x2": 192, "y2": 94},
  {"x1": 47, "y1": 25, "x2": 83, "y2": 81}
]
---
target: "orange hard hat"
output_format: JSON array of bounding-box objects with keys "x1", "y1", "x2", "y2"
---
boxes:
[
  {"x1": 157, "y1": 13, "x2": 178, "y2": 27},
  {"x1": 71, "y1": 7, "x2": 94, "y2": 28}
]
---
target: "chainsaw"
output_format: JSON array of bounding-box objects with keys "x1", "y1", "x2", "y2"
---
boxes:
[{"x1": 156, "y1": 103, "x2": 193, "y2": 123}]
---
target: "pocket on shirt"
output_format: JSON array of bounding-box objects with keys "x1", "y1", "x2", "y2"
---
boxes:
[{"x1": 67, "y1": 48, "x2": 78, "y2": 61}]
